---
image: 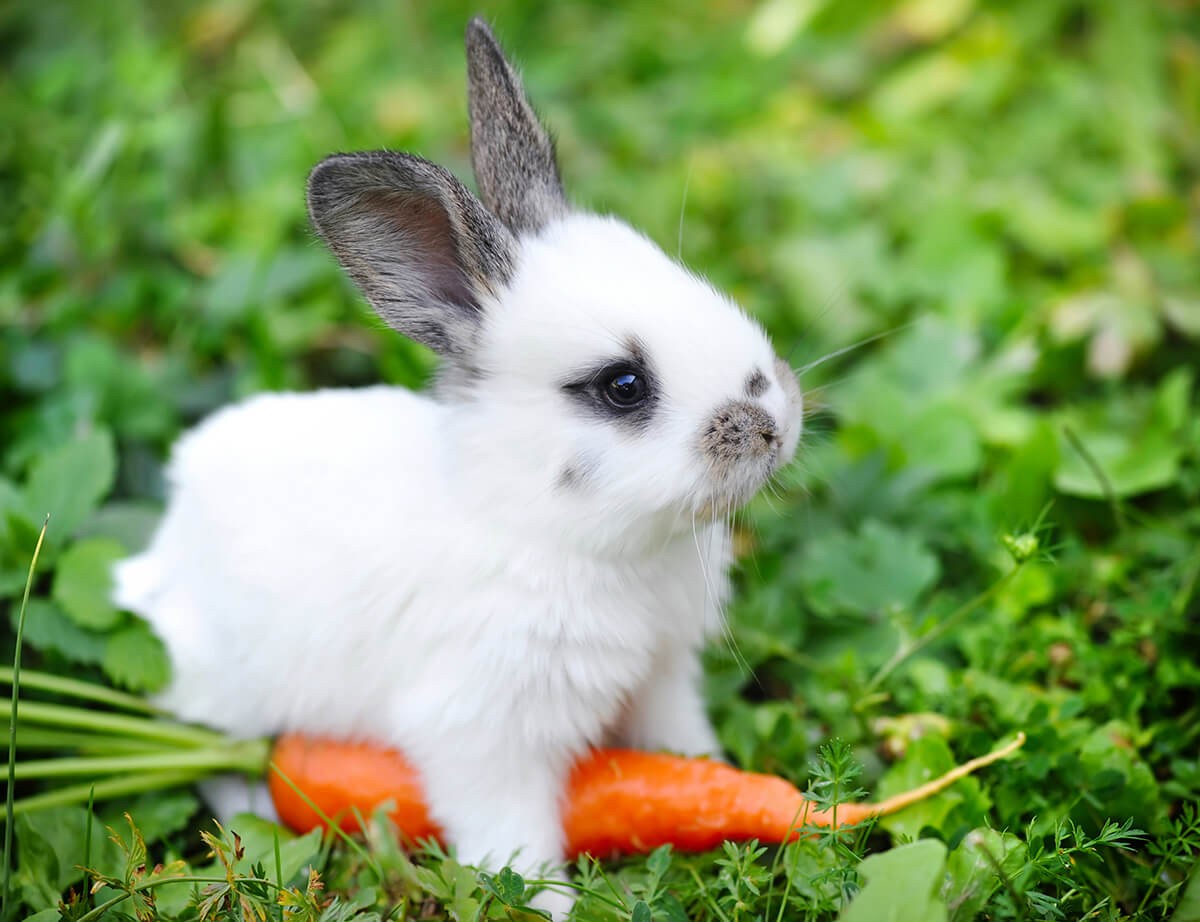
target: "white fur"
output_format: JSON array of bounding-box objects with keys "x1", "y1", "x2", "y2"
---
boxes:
[{"x1": 114, "y1": 213, "x2": 802, "y2": 914}]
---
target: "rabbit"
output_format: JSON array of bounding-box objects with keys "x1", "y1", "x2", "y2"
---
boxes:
[{"x1": 113, "y1": 16, "x2": 803, "y2": 918}]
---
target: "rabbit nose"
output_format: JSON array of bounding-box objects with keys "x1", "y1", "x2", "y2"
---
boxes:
[{"x1": 701, "y1": 401, "x2": 780, "y2": 464}]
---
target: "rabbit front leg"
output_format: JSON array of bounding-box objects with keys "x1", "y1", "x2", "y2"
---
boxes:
[
  {"x1": 413, "y1": 738, "x2": 575, "y2": 917},
  {"x1": 619, "y1": 647, "x2": 723, "y2": 759}
]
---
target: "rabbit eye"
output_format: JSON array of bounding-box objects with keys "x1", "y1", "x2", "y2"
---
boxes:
[
  {"x1": 561, "y1": 344, "x2": 657, "y2": 428},
  {"x1": 604, "y1": 371, "x2": 647, "y2": 409}
]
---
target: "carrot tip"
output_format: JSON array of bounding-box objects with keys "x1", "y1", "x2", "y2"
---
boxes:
[{"x1": 867, "y1": 730, "x2": 1027, "y2": 819}]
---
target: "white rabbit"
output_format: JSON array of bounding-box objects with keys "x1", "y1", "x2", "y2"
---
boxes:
[{"x1": 113, "y1": 17, "x2": 802, "y2": 917}]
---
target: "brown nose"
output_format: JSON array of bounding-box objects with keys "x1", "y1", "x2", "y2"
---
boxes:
[{"x1": 702, "y1": 401, "x2": 779, "y2": 463}]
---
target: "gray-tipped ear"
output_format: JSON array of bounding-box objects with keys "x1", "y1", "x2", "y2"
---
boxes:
[
  {"x1": 307, "y1": 151, "x2": 516, "y2": 356},
  {"x1": 466, "y1": 17, "x2": 568, "y2": 234}
]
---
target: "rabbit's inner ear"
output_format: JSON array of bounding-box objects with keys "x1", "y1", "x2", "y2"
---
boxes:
[
  {"x1": 307, "y1": 151, "x2": 516, "y2": 357},
  {"x1": 466, "y1": 18, "x2": 568, "y2": 235}
]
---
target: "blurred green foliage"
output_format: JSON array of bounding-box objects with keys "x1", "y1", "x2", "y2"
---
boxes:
[{"x1": 2, "y1": 0, "x2": 1199, "y2": 919}]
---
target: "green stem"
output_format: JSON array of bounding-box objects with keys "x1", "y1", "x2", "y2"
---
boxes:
[
  {"x1": 3, "y1": 515, "x2": 48, "y2": 922},
  {"x1": 6, "y1": 771, "x2": 212, "y2": 818},
  {"x1": 1062, "y1": 424, "x2": 1127, "y2": 535},
  {"x1": 76, "y1": 876, "x2": 286, "y2": 922},
  {"x1": 14, "y1": 740, "x2": 270, "y2": 780},
  {"x1": 268, "y1": 760, "x2": 381, "y2": 879},
  {"x1": 863, "y1": 562, "x2": 1023, "y2": 697},
  {"x1": 84, "y1": 787, "x2": 94, "y2": 909},
  {"x1": 0, "y1": 668, "x2": 160, "y2": 715},
  {"x1": 14, "y1": 701, "x2": 228, "y2": 747},
  {"x1": 14, "y1": 729, "x2": 171, "y2": 754}
]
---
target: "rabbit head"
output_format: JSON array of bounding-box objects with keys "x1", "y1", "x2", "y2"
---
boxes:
[{"x1": 307, "y1": 18, "x2": 803, "y2": 552}]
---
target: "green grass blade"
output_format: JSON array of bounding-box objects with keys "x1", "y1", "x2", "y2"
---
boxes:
[
  {"x1": 83, "y1": 785, "x2": 94, "y2": 908},
  {"x1": 268, "y1": 760, "x2": 382, "y2": 879},
  {"x1": 2, "y1": 515, "x2": 48, "y2": 922},
  {"x1": 273, "y1": 827, "x2": 283, "y2": 920}
]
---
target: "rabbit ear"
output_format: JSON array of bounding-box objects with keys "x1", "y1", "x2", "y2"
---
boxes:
[
  {"x1": 466, "y1": 17, "x2": 568, "y2": 234},
  {"x1": 307, "y1": 151, "x2": 516, "y2": 356}
]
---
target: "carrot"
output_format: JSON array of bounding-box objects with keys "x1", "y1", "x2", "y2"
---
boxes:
[{"x1": 269, "y1": 732, "x2": 1025, "y2": 858}]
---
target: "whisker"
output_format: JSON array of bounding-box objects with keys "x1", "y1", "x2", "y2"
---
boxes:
[
  {"x1": 677, "y1": 162, "x2": 693, "y2": 262},
  {"x1": 691, "y1": 506, "x2": 718, "y2": 640},
  {"x1": 792, "y1": 321, "x2": 915, "y2": 377},
  {"x1": 784, "y1": 275, "x2": 856, "y2": 363},
  {"x1": 720, "y1": 502, "x2": 756, "y2": 684}
]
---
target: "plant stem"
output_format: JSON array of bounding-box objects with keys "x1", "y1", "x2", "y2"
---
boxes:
[
  {"x1": 14, "y1": 740, "x2": 270, "y2": 780},
  {"x1": 14, "y1": 728, "x2": 170, "y2": 753},
  {"x1": 84, "y1": 787, "x2": 94, "y2": 909},
  {"x1": 6, "y1": 771, "x2": 213, "y2": 818},
  {"x1": 75, "y1": 876, "x2": 286, "y2": 922},
  {"x1": 269, "y1": 759, "x2": 381, "y2": 879},
  {"x1": 862, "y1": 562, "x2": 1023, "y2": 697},
  {"x1": 866, "y1": 733, "x2": 1026, "y2": 816},
  {"x1": 1062, "y1": 424, "x2": 1127, "y2": 535},
  {"x1": 14, "y1": 701, "x2": 229, "y2": 747},
  {"x1": 3, "y1": 515, "x2": 48, "y2": 922},
  {"x1": 0, "y1": 668, "x2": 160, "y2": 715}
]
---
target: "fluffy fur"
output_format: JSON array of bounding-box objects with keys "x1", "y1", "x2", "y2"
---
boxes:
[{"x1": 114, "y1": 18, "x2": 802, "y2": 917}]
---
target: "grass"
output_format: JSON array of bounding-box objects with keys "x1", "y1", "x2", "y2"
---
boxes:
[{"x1": 2, "y1": 0, "x2": 1199, "y2": 919}]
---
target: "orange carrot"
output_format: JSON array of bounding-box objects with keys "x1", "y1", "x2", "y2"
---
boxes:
[{"x1": 270, "y1": 732, "x2": 1024, "y2": 858}]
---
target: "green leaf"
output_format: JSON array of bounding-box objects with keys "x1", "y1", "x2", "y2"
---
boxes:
[
  {"x1": 942, "y1": 828, "x2": 1027, "y2": 922},
  {"x1": 447, "y1": 860, "x2": 481, "y2": 921},
  {"x1": 1164, "y1": 293, "x2": 1200, "y2": 338},
  {"x1": 52, "y1": 537, "x2": 125, "y2": 630},
  {"x1": 836, "y1": 839, "x2": 948, "y2": 922},
  {"x1": 1054, "y1": 427, "x2": 1181, "y2": 499},
  {"x1": 13, "y1": 813, "x2": 69, "y2": 910},
  {"x1": 10, "y1": 598, "x2": 107, "y2": 666},
  {"x1": 632, "y1": 900, "x2": 652, "y2": 922},
  {"x1": 987, "y1": 421, "x2": 1058, "y2": 527},
  {"x1": 0, "y1": 478, "x2": 26, "y2": 536},
  {"x1": 22, "y1": 908, "x2": 63, "y2": 922},
  {"x1": 117, "y1": 790, "x2": 201, "y2": 844},
  {"x1": 492, "y1": 869, "x2": 525, "y2": 902},
  {"x1": 997, "y1": 182, "x2": 1110, "y2": 261},
  {"x1": 872, "y1": 50, "x2": 967, "y2": 121},
  {"x1": 0, "y1": 568, "x2": 31, "y2": 599},
  {"x1": 22, "y1": 429, "x2": 116, "y2": 542},
  {"x1": 0, "y1": 477, "x2": 40, "y2": 596},
  {"x1": 1055, "y1": 374, "x2": 1190, "y2": 499},
  {"x1": 1076, "y1": 721, "x2": 1161, "y2": 830},
  {"x1": 78, "y1": 501, "x2": 160, "y2": 551},
  {"x1": 1172, "y1": 863, "x2": 1200, "y2": 922},
  {"x1": 13, "y1": 806, "x2": 122, "y2": 910},
  {"x1": 1155, "y1": 366, "x2": 1194, "y2": 431},
  {"x1": 904, "y1": 405, "x2": 982, "y2": 481},
  {"x1": 802, "y1": 520, "x2": 940, "y2": 615},
  {"x1": 646, "y1": 843, "x2": 673, "y2": 879},
  {"x1": 102, "y1": 618, "x2": 170, "y2": 692}
]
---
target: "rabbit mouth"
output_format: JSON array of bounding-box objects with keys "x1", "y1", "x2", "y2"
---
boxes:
[
  {"x1": 693, "y1": 397, "x2": 789, "y2": 516},
  {"x1": 692, "y1": 455, "x2": 782, "y2": 520}
]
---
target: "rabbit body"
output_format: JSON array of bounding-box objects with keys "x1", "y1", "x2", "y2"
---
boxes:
[
  {"x1": 115, "y1": 380, "x2": 724, "y2": 859},
  {"x1": 115, "y1": 20, "x2": 803, "y2": 916}
]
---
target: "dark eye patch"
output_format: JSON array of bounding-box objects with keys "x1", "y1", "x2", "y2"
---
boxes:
[{"x1": 561, "y1": 343, "x2": 658, "y2": 431}]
